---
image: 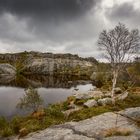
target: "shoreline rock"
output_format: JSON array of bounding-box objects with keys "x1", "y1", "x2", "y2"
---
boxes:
[{"x1": 13, "y1": 107, "x2": 140, "y2": 140}]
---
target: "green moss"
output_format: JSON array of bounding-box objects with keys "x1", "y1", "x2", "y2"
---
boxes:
[{"x1": 67, "y1": 106, "x2": 111, "y2": 121}]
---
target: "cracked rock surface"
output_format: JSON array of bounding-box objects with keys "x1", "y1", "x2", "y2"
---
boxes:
[{"x1": 10, "y1": 107, "x2": 140, "y2": 140}]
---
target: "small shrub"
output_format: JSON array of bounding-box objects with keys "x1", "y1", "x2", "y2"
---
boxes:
[
  {"x1": 61, "y1": 101, "x2": 69, "y2": 111},
  {"x1": 1, "y1": 127, "x2": 13, "y2": 137},
  {"x1": 17, "y1": 87, "x2": 43, "y2": 112},
  {"x1": 103, "y1": 127, "x2": 132, "y2": 137},
  {"x1": 19, "y1": 128, "x2": 29, "y2": 138},
  {"x1": 46, "y1": 105, "x2": 64, "y2": 119},
  {"x1": 75, "y1": 99, "x2": 86, "y2": 105},
  {"x1": 10, "y1": 116, "x2": 25, "y2": 134},
  {"x1": 0, "y1": 117, "x2": 8, "y2": 129},
  {"x1": 67, "y1": 96, "x2": 76, "y2": 103}
]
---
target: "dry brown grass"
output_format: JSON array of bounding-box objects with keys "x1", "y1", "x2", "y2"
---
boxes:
[
  {"x1": 136, "y1": 119, "x2": 140, "y2": 127},
  {"x1": 102, "y1": 127, "x2": 132, "y2": 137},
  {"x1": 129, "y1": 87, "x2": 140, "y2": 94}
]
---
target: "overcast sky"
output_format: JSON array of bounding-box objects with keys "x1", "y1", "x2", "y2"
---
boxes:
[{"x1": 0, "y1": 0, "x2": 140, "y2": 60}]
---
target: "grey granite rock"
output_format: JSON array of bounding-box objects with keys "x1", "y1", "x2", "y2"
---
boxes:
[
  {"x1": 0, "y1": 64, "x2": 16, "y2": 75},
  {"x1": 119, "y1": 107, "x2": 140, "y2": 120},
  {"x1": 98, "y1": 98, "x2": 112, "y2": 106},
  {"x1": 84, "y1": 99, "x2": 98, "y2": 108}
]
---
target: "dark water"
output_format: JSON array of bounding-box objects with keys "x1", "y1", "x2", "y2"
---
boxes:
[{"x1": 0, "y1": 75, "x2": 95, "y2": 118}]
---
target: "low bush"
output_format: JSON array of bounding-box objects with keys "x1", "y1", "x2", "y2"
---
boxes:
[{"x1": 103, "y1": 127, "x2": 132, "y2": 137}]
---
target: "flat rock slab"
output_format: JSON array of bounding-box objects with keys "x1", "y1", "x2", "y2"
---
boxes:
[
  {"x1": 72, "y1": 112, "x2": 137, "y2": 139},
  {"x1": 12, "y1": 107, "x2": 140, "y2": 140},
  {"x1": 19, "y1": 128, "x2": 95, "y2": 140},
  {"x1": 119, "y1": 107, "x2": 140, "y2": 119}
]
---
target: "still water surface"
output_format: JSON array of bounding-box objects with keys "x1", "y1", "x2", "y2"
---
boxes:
[{"x1": 0, "y1": 75, "x2": 95, "y2": 118}]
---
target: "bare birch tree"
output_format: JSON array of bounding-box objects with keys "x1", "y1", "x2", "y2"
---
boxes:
[{"x1": 98, "y1": 23, "x2": 140, "y2": 101}]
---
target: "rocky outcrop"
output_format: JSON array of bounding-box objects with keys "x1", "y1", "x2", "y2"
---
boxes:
[
  {"x1": 0, "y1": 51, "x2": 97, "y2": 75},
  {"x1": 0, "y1": 51, "x2": 98, "y2": 64},
  {"x1": 0, "y1": 64, "x2": 16, "y2": 75},
  {"x1": 22, "y1": 57, "x2": 93, "y2": 75},
  {"x1": 12, "y1": 107, "x2": 140, "y2": 140}
]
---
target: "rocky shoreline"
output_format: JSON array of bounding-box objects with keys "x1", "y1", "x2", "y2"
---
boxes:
[{"x1": 6, "y1": 107, "x2": 140, "y2": 140}]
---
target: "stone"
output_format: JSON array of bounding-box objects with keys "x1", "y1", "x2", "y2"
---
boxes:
[
  {"x1": 116, "y1": 92, "x2": 128, "y2": 100},
  {"x1": 84, "y1": 99, "x2": 98, "y2": 108},
  {"x1": 19, "y1": 128, "x2": 74, "y2": 140},
  {"x1": 88, "y1": 90, "x2": 104, "y2": 98},
  {"x1": 98, "y1": 98, "x2": 112, "y2": 106},
  {"x1": 119, "y1": 107, "x2": 140, "y2": 120},
  {"x1": 63, "y1": 106, "x2": 82, "y2": 117},
  {"x1": 75, "y1": 93, "x2": 91, "y2": 100},
  {"x1": 63, "y1": 134, "x2": 95, "y2": 140},
  {"x1": 75, "y1": 90, "x2": 104, "y2": 100},
  {"x1": 0, "y1": 75, "x2": 15, "y2": 84},
  {"x1": 0, "y1": 64, "x2": 16, "y2": 75},
  {"x1": 114, "y1": 87, "x2": 122, "y2": 94},
  {"x1": 18, "y1": 128, "x2": 95, "y2": 140}
]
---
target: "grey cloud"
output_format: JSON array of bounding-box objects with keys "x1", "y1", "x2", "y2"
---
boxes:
[
  {"x1": 105, "y1": 2, "x2": 140, "y2": 27},
  {"x1": 0, "y1": 13, "x2": 35, "y2": 43},
  {"x1": 0, "y1": 0, "x2": 103, "y2": 44},
  {"x1": 0, "y1": 0, "x2": 97, "y2": 20}
]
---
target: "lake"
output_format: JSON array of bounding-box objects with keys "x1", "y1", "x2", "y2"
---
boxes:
[{"x1": 0, "y1": 75, "x2": 95, "y2": 118}]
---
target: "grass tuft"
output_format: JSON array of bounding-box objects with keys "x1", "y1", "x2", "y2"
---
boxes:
[{"x1": 103, "y1": 127, "x2": 132, "y2": 137}]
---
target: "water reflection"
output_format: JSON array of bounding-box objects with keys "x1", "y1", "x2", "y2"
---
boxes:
[
  {"x1": 0, "y1": 75, "x2": 91, "y2": 88},
  {"x1": 0, "y1": 75, "x2": 95, "y2": 118}
]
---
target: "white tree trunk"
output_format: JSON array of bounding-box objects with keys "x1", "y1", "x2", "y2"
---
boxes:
[{"x1": 111, "y1": 70, "x2": 118, "y2": 103}]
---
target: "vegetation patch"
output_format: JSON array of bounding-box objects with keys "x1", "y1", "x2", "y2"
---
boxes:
[
  {"x1": 0, "y1": 92, "x2": 140, "y2": 138},
  {"x1": 103, "y1": 127, "x2": 132, "y2": 137}
]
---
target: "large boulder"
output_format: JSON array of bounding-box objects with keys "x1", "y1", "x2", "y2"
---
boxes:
[
  {"x1": 0, "y1": 64, "x2": 16, "y2": 75},
  {"x1": 74, "y1": 90, "x2": 104, "y2": 100},
  {"x1": 116, "y1": 92, "x2": 128, "y2": 101},
  {"x1": 84, "y1": 99, "x2": 98, "y2": 108},
  {"x1": 88, "y1": 90, "x2": 104, "y2": 98},
  {"x1": 74, "y1": 93, "x2": 91, "y2": 100}
]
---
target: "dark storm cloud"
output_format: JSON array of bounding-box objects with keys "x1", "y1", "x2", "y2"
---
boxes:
[
  {"x1": 0, "y1": 0, "x2": 103, "y2": 45},
  {"x1": 0, "y1": 0, "x2": 96, "y2": 19},
  {"x1": 105, "y1": 2, "x2": 140, "y2": 25}
]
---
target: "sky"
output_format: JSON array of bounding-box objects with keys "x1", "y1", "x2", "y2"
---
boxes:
[{"x1": 0, "y1": 0, "x2": 140, "y2": 60}]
